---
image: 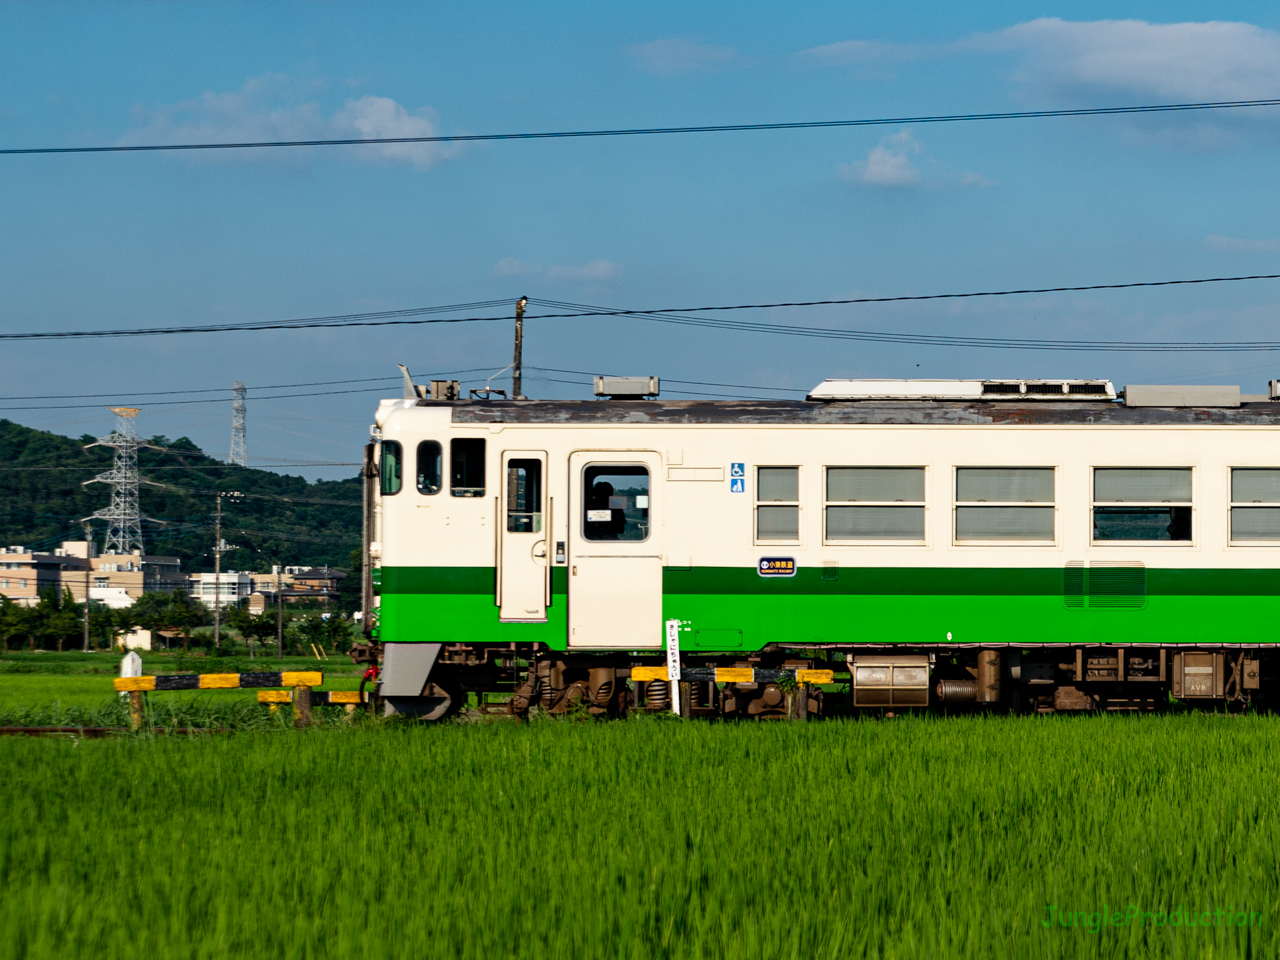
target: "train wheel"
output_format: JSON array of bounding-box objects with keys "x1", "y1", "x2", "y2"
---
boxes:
[{"x1": 419, "y1": 682, "x2": 461, "y2": 722}]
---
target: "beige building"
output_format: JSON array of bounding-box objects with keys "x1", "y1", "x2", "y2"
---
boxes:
[
  {"x1": 0, "y1": 542, "x2": 184, "y2": 608},
  {"x1": 0, "y1": 544, "x2": 91, "y2": 606}
]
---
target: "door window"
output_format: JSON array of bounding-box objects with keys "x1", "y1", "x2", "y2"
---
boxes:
[
  {"x1": 416, "y1": 441, "x2": 442, "y2": 495},
  {"x1": 506, "y1": 459, "x2": 543, "y2": 532},
  {"x1": 583, "y1": 465, "x2": 650, "y2": 541},
  {"x1": 450, "y1": 438, "x2": 486, "y2": 497},
  {"x1": 380, "y1": 441, "x2": 402, "y2": 495}
]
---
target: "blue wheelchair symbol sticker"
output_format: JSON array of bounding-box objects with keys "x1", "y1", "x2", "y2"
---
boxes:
[
  {"x1": 730, "y1": 463, "x2": 745, "y2": 477},
  {"x1": 730, "y1": 477, "x2": 745, "y2": 493}
]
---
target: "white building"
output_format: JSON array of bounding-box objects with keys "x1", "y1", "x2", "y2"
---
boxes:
[
  {"x1": 90, "y1": 586, "x2": 135, "y2": 610},
  {"x1": 188, "y1": 571, "x2": 254, "y2": 609}
]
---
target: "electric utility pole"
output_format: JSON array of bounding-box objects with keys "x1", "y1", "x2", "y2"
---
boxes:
[
  {"x1": 512, "y1": 296, "x2": 527, "y2": 399},
  {"x1": 212, "y1": 490, "x2": 241, "y2": 655},
  {"x1": 82, "y1": 523, "x2": 92, "y2": 653},
  {"x1": 214, "y1": 493, "x2": 223, "y2": 654},
  {"x1": 276, "y1": 565, "x2": 284, "y2": 659}
]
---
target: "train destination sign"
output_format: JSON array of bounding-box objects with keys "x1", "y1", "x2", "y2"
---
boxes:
[{"x1": 758, "y1": 557, "x2": 796, "y2": 577}]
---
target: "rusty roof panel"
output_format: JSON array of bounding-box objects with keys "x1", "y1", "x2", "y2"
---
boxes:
[{"x1": 437, "y1": 399, "x2": 1280, "y2": 427}]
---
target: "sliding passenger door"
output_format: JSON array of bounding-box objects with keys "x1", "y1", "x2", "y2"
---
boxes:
[
  {"x1": 497, "y1": 451, "x2": 549, "y2": 621},
  {"x1": 567, "y1": 451, "x2": 663, "y2": 649}
]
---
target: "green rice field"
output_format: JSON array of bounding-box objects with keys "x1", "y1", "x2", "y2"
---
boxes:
[{"x1": 1, "y1": 713, "x2": 1277, "y2": 960}]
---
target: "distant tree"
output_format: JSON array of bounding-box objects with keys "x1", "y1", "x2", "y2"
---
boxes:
[
  {"x1": 225, "y1": 607, "x2": 278, "y2": 657},
  {"x1": 336, "y1": 547, "x2": 362, "y2": 615}
]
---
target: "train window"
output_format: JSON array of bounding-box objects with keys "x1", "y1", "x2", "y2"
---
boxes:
[
  {"x1": 955, "y1": 468, "x2": 1055, "y2": 542},
  {"x1": 583, "y1": 465, "x2": 650, "y2": 541},
  {"x1": 506, "y1": 460, "x2": 543, "y2": 533},
  {"x1": 1230, "y1": 469, "x2": 1280, "y2": 541},
  {"x1": 380, "y1": 441, "x2": 402, "y2": 496},
  {"x1": 826, "y1": 467, "x2": 925, "y2": 541},
  {"x1": 450, "y1": 438, "x2": 486, "y2": 497},
  {"x1": 1093, "y1": 468, "x2": 1192, "y2": 542},
  {"x1": 416, "y1": 441, "x2": 442, "y2": 495},
  {"x1": 757, "y1": 467, "x2": 800, "y2": 541}
]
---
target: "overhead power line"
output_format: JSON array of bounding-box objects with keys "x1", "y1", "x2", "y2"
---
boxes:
[
  {"x1": 533, "y1": 297, "x2": 1280, "y2": 354},
  {"x1": 5, "y1": 272, "x2": 1280, "y2": 345},
  {"x1": 4, "y1": 98, "x2": 1280, "y2": 156}
]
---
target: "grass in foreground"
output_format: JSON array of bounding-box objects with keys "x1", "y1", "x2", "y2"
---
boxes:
[{"x1": 1, "y1": 713, "x2": 1277, "y2": 960}]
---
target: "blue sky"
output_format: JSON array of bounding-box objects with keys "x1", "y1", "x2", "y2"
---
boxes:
[{"x1": 3, "y1": 2, "x2": 1280, "y2": 478}]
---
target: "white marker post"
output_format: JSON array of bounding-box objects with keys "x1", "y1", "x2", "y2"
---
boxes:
[
  {"x1": 119, "y1": 650, "x2": 142, "y2": 699},
  {"x1": 665, "y1": 618, "x2": 682, "y2": 716}
]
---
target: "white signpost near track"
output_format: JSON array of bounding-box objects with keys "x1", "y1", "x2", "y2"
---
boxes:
[{"x1": 665, "y1": 618, "x2": 682, "y2": 716}]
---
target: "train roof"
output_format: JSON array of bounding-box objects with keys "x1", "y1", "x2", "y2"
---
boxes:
[
  {"x1": 383, "y1": 375, "x2": 1280, "y2": 427},
  {"x1": 415, "y1": 397, "x2": 1280, "y2": 427}
]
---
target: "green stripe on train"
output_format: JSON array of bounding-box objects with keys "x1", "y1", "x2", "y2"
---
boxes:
[{"x1": 376, "y1": 566, "x2": 1280, "y2": 651}]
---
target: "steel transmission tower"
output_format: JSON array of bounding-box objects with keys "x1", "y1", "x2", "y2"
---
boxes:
[
  {"x1": 229, "y1": 381, "x2": 248, "y2": 467},
  {"x1": 83, "y1": 407, "x2": 157, "y2": 556}
]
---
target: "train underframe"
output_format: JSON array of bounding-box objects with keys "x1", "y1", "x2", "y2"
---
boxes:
[{"x1": 351, "y1": 642, "x2": 1274, "y2": 720}]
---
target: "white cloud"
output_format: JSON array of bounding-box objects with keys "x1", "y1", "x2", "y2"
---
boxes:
[
  {"x1": 118, "y1": 74, "x2": 459, "y2": 169},
  {"x1": 802, "y1": 19, "x2": 1280, "y2": 103},
  {"x1": 490, "y1": 258, "x2": 622, "y2": 282},
  {"x1": 840, "y1": 132, "x2": 921, "y2": 187},
  {"x1": 1204, "y1": 234, "x2": 1280, "y2": 252},
  {"x1": 978, "y1": 18, "x2": 1280, "y2": 102},
  {"x1": 626, "y1": 38, "x2": 736, "y2": 76},
  {"x1": 961, "y1": 171, "x2": 997, "y2": 188},
  {"x1": 331, "y1": 95, "x2": 455, "y2": 169}
]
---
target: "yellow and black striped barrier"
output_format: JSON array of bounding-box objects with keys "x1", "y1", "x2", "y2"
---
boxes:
[
  {"x1": 256, "y1": 689, "x2": 364, "y2": 706},
  {"x1": 112, "y1": 671, "x2": 328, "y2": 728},
  {"x1": 113, "y1": 671, "x2": 323, "y2": 692}
]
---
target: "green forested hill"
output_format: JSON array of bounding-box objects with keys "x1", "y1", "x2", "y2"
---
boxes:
[{"x1": 0, "y1": 419, "x2": 362, "y2": 573}]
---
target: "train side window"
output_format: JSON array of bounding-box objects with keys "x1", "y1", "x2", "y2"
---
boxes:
[
  {"x1": 507, "y1": 459, "x2": 543, "y2": 532},
  {"x1": 1093, "y1": 468, "x2": 1192, "y2": 542},
  {"x1": 450, "y1": 438, "x2": 486, "y2": 498},
  {"x1": 955, "y1": 467, "x2": 1055, "y2": 543},
  {"x1": 583, "y1": 465, "x2": 650, "y2": 541},
  {"x1": 380, "y1": 441, "x2": 403, "y2": 495},
  {"x1": 1230, "y1": 468, "x2": 1280, "y2": 541},
  {"x1": 757, "y1": 466, "x2": 800, "y2": 541},
  {"x1": 826, "y1": 467, "x2": 925, "y2": 541},
  {"x1": 416, "y1": 441, "x2": 442, "y2": 495}
]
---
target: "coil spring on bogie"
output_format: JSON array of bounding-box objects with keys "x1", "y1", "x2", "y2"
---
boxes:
[
  {"x1": 935, "y1": 679, "x2": 978, "y2": 702},
  {"x1": 690, "y1": 680, "x2": 710, "y2": 708},
  {"x1": 593, "y1": 679, "x2": 614, "y2": 705},
  {"x1": 646, "y1": 679, "x2": 670, "y2": 708}
]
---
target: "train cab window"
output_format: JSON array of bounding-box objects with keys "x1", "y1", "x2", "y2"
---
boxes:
[
  {"x1": 583, "y1": 465, "x2": 650, "y2": 541},
  {"x1": 507, "y1": 460, "x2": 543, "y2": 533},
  {"x1": 1230, "y1": 469, "x2": 1280, "y2": 541},
  {"x1": 450, "y1": 439, "x2": 486, "y2": 498},
  {"x1": 1093, "y1": 468, "x2": 1192, "y2": 542},
  {"x1": 757, "y1": 467, "x2": 800, "y2": 541},
  {"x1": 826, "y1": 467, "x2": 925, "y2": 541},
  {"x1": 416, "y1": 441, "x2": 442, "y2": 495},
  {"x1": 380, "y1": 441, "x2": 403, "y2": 495},
  {"x1": 955, "y1": 468, "x2": 1055, "y2": 542}
]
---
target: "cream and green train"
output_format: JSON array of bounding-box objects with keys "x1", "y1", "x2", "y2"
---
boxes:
[{"x1": 358, "y1": 375, "x2": 1280, "y2": 718}]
